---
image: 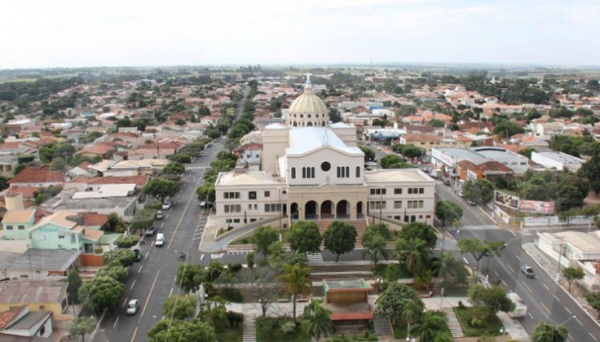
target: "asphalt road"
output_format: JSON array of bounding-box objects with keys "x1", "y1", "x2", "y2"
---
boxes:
[{"x1": 436, "y1": 183, "x2": 600, "y2": 342}]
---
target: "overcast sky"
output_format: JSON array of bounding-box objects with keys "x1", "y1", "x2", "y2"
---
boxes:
[{"x1": 1, "y1": 0, "x2": 598, "y2": 68}]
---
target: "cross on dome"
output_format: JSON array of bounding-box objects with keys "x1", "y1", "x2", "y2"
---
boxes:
[{"x1": 305, "y1": 72, "x2": 313, "y2": 85}]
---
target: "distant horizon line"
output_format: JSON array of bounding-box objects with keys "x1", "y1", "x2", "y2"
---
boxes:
[{"x1": 2, "y1": 62, "x2": 600, "y2": 71}]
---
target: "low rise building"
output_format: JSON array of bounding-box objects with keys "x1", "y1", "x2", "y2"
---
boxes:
[
  {"x1": 530, "y1": 151, "x2": 585, "y2": 172},
  {"x1": 0, "y1": 280, "x2": 73, "y2": 324},
  {"x1": 432, "y1": 147, "x2": 530, "y2": 176}
]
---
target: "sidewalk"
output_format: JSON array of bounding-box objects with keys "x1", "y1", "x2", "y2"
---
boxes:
[{"x1": 522, "y1": 242, "x2": 600, "y2": 324}]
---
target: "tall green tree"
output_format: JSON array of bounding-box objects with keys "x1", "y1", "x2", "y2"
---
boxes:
[
  {"x1": 395, "y1": 238, "x2": 432, "y2": 276},
  {"x1": 468, "y1": 284, "x2": 513, "y2": 319},
  {"x1": 435, "y1": 200, "x2": 463, "y2": 227},
  {"x1": 397, "y1": 222, "x2": 438, "y2": 249},
  {"x1": 375, "y1": 283, "x2": 424, "y2": 326},
  {"x1": 463, "y1": 179, "x2": 494, "y2": 205},
  {"x1": 252, "y1": 226, "x2": 279, "y2": 259},
  {"x1": 175, "y1": 264, "x2": 205, "y2": 293},
  {"x1": 278, "y1": 263, "x2": 312, "y2": 320},
  {"x1": 457, "y1": 239, "x2": 488, "y2": 273},
  {"x1": 288, "y1": 221, "x2": 322, "y2": 254},
  {"x1": 103, "y1": 249, "x2": 136, "y2": 268},
  {"x1": 67, "y1": 269, "x2": 83, "y2": 304},
  {"x1": 323, "y1": 221, "x2": 357, "y2": 262},
  {"x1": 362, "y1": 233, "x2": 389, "y2": 265},
  {"x1": 148, "y1": 319, "x2": 216, "y2": 342},
  {"x1": 96, "y1": 264, "x2": 128, "y2": 284},
  {"x1": 410, "y1": 311, "x2": 449, "y2": 342},
  {"x1": 163, "y1": 295, "x2": 197, "y2": 320},
  {"x1": 68, "y1": 316, "x2": 97, "y2": 342},
  {"x1": 562, "y1": 267, "x2": 585, "y2": 293},
  {"x1": 531, "y1": 322, "x2": 568, "y2": 342},
  {"x1": 431, "y1": 252, "x2": 469, "y2": 288},
  {"x1": 302, "y1": 298, "x2": 333, "y2": 342},
  {"x1": 483, "y1": 241, "x2": 506, "y2": 273},
  {"x1": 143, "y1": 177, "x2": 180, "y2": 202},
  {"x1": 78, "y1": 276, "x2": 124, "y2": 314},
  {"x1": 114, "y1": 234, "x2": 140, "y2": 248},
  {"x1": 359, "y1": 145, "x2": 376, "y2": 162}
]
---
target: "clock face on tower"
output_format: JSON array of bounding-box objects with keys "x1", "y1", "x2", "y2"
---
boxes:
[{"x1": 321, "y1": 161, "x2": 331, "y2": 172}]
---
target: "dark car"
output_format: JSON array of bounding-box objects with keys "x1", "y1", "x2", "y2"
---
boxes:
[
  {"x1": 521, "y1": 265, "x2": 535, "y2": 278},
  {"x1": 134, "y1": 249, "x2": 142, "y2": 262},
  {"x1": 145, "y1": 226, "x2": 155, "y2": 236}
]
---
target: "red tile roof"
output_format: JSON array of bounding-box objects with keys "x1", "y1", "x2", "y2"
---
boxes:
[
  {"x1": 6, "y1": 186, "x2": 39, "y2": 199},
  {"x1": 77, "y1": 161, "x2": 91, "y2": 170},
  {"x1": 9, "y1": 166, "x2": 66, "y2": 185},
  {"x1": 81, "y1": 212, "x2": 109, "y2": 227},
  {"x1": 0, "y1": 306, "x2": 25, "y2": 329}
]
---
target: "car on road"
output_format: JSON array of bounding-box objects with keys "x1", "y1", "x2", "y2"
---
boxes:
[
  {"x1": 468, "y1": 198, "x2": 477, "y2": 206},
  {"x1": 521, "y1": 265, "x2": 535, "y2": 278},
  {"x1": 133, "y1": 249, "x2": 142, "y2": 262},
  {"x1": 156, "y1": 233, "x2": 165, "y2": 247},
  {"x1": 126, "y1": 299, "x2": 139, "y2": 315},
  {"x1": 457, "y1": 191, "x2": 465, "y2": 198},
  {"x1": 162, "y1": 201, "x2": 172, "y2": 210},
  {"x1": 156, "y1": 210, "x2": 163, "y2": 220},
  {"x1": 199, "y1": 201, "x2": 213, "y2": 209},
  {"x1": 145, "y1": 226, "x2": 155, "y2": 236},
  {"x1": 443, "y1": 179, "x2": 451, "y2": 186}
]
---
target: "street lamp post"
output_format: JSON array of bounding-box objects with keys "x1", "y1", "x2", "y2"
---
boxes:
[
  {"x1": 554, "y1": 315, "x2": 576, "y2": 340},
  {"x1": 556, "y1": 236, "x2": 566, "y2": 281},
  {"x1": 379, "y1": 186, "x2": 383, "y2": 225},
  {"x1": 487, "y1": 243, "x2": 507, "y2": 275}
]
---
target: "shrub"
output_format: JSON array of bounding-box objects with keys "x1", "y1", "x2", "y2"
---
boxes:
[
  {"x1": 458, "y1": 300, "x2": 466, "y2": 309},
  {"x1": 228, "y1": 263, "x2": 243, "y2": 273},
  {"x1": 114, "y1": 234, "x2": 139, "y2": 248},
  {"x1": 226, "y1": 311, "x2": 244, "y2": 327},
  {"x1": 94, "y1": 247, "x2": 103, "y2": 254},
  {"x1": 281, "y1": 320, "x2": 296, "y2": 334}
]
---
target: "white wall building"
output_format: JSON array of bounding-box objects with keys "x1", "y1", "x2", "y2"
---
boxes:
[
  {"x1": 530, "y1": 151, "x2": 585, "y2": 172},
  {"x1": 215, "y1": 76, "x2": 436, "y2": 229}
]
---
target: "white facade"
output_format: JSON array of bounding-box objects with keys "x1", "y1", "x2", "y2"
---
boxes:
[
  {"x1": 214, "y1": 76, "x2": 436, "y2": 229},
  {"x1": 530, "y1": 151, "x2": 585, "y2": 172}
]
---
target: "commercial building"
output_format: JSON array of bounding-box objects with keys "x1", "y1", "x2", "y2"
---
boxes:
[
  {"x1": 530, "y1": 151, "x2": 585, "y2": 172},
  {"x1": 214, "y1": 76, "x2": 436, "y2": 230},
  {"x1": 431, "y1": 146, "x2": 530, "y2": 176}
]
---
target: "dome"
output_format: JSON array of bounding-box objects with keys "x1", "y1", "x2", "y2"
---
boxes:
[{"x1": 287, "y1": 74, "x2": 329, "y2": 128}]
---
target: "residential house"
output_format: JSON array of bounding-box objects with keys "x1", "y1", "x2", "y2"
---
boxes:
[
  {"x1": 235, "y1": 143, "x2": 262, "y2": 167},
  {"x1": 5, "y1": 249, "x2": 80, "y2": 280},
  {"x1": 0, "y1": 188, "x2": 38, "y2": 209},
  {"x1": 8, "y1": 166, "x2": 65, "y2": 189},
  {"x1": 3, "y1": 119, "x2": 35, "y2": 134},
  {"x1": 127, "y1": 143, "x2": 182, "y2": 160},
  {"x1": 0, "y1": 306, "x2": 53, "y2": 340},
  {"x1": 0, "y1": 280, "x2": 73, "y2": 324},
  {"x1": 89, "y1": 159, "x2": 168, "y2": 177},
  {"x1": 67, "y1": 162, "x2": 92, "y2": 178},
  {"x1": 400, "y1": 134, "x2": 466, "y2": 152},
  {"x1": 41, "y1": 187, "x2": 138, "y2": 220},
  {"x1": 456, "y1": 160, "x2": 514, "y2": 181},
  {"x1": 75, "y1": 142, "x2": 115, "y2": 159}
]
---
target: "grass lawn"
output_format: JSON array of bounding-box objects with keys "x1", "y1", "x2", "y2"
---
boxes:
[
  {"x1": 373, "y1": 263, "x2": 412, "y2": 280},
  {"x1": 441, "y1": 286, "x2": 469, "y2": 297},
  {"x1": 216, "y1": 326, "x2": 243, "y2": 342},
  {"x1": 454, "y1": 307, "x2": 503, "y2": 337},
  {"x1": 256, "y1": 318, "x2": 308, "y2": 342}
]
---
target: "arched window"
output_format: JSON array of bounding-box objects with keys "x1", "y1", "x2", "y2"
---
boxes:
[
  {"x1": 291, "y1": 168, "x2": 296, "y2": 179},
  {"x1": 302, "y1": 167, "x2": 306, "y2": 178},
  {"x1": 346, "y1": 166, "x2": 350, "y2": 177},
  {"x1": 293, "y1": 121, "x2": 297, "y2": 127},
  {"x1": 356, "y1": 166, "x2": 360, "y2": 178},
  {"x1": 311, "y1": 167, "x2": 315, "y2": 178}
]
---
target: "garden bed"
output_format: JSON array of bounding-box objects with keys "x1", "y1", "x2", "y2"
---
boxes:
[
  {"x1": 454, "y1": 307, "x2": 503, "y2": 337},
  {"x1": 256, "y1": 317, "x2": 307, "y2": 342},
  {"x1": 216, "y1": 325, "x2": 243, "y2": 342}
]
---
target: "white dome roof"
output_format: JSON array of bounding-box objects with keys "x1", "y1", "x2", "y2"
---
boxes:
[{"x1": 288, "y1": 85, "x2": 328, "y2": 116}]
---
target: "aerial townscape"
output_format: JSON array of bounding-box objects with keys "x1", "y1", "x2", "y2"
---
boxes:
[{"x1": 1, "y1": 2, "x2": 600, "y2": 342}]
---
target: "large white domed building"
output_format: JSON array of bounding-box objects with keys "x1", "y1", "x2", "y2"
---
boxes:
[{"x1": 214, "y1": 75, "x2": 435, "y2": 230}]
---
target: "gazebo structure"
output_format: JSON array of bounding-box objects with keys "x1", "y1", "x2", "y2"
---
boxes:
[{"x1": 323, "y1": 279, "x2": 374, "y2": 324}]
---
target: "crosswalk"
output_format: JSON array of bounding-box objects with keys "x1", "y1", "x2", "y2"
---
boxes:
[
  {"x1": 306, "y1": 252, "x2": 323, "y2": 263},
  {"x1": 444, "y1": 225, "x2": 499, "y2": 233},
  {"x1": 186, "y1": 165, "x2": 208, "y2": 170}
]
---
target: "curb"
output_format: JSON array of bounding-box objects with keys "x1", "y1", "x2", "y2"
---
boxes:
[{"x1": 522, "y1": 244, "x2": 600, "y2": 329}]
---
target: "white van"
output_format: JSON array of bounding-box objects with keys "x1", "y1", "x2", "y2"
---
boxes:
[{"x1": 155, "y1": 233, "x2": 165, "y2": 247}]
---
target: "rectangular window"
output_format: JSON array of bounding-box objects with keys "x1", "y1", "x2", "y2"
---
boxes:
[
  {"x1": 369, "y1": 201, "x2": 386, "y2": 209},
  {"x1": 394, "y1": 201, "x2": 402, "y2": 209},
  {"x1": 6, "y1": 225, "x2": 13, "y2": 230},
  {"x1": 408, "y1": 188, "x2": 413, "y2": 194},
  {"x1": 394, "y1": 188, "x2": 402, "y2": 195},
  {"x1": 419, "y1": 200, "x2": 424, "y2": 208},
  {"x1": 233, "y1": 219, "x2": 240, "y2": 223},
  {"x1": 70, "y1": 234, "x2": 76, "y2": 244},
  {"x1": 419, "y1": 188, "x2": 424, "y2": 194},
  {"x1": 18, "y1": 225, "x2": 25, "y2": 230},
  {"x1": 249, "y1": 191, "x2": 257, "y2": 200},
  {"x1": 264, "y1": 191, "x2": 270, "y2": 197}
]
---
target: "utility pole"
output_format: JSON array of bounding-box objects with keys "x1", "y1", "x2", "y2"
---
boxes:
[
  {"x1": 556, "y1": 236, "x2": 566, "y2": 281},
  {"x1": 379, "y1": 186, "x2": 383, "y2": 225}
]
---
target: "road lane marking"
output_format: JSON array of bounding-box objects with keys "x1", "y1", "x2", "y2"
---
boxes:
[
  {"x1": 122, "y1": 298, "x2": 128, "y2": 308},
  {"x1": 140, "y1": 270, "x2": 160, "y2": 318},
  {"x1": 569, "y1": 333, "x2": 573, "y2": 341},
  {"x1": 139, "y1": 266, "x2": 143, "y2": 273},
  {"x1": 528, "y1": 312, "x2": 534, "y2": 320},
  {"x1": 494, "y1": 271, "x2": 499, "y2": 276},
  {"x1": 543, "y1": 284, "x2": 549, "y2": 291},
  {"x1": 151, "y1": 241, "x2": 155, "y2": 247},
  {"x1": 577, "y1": 318, "x2": 583, "y2": 326},
  {"x1": 515, "y1": 255, "x2": 521, "y2": 260},
  {"x1": 507, "y1": 264, "x2": 515, "y2": 273},
  {"x1": 554, "y1": 295, "x2": 560, "y2": 303},
  {"x1": 167, "y1": 163, "x2": 207, "y2": 249},
  {"x1": 130, "y1": 280, "x2": 136, "y2": 290},
  {"x1": 113, "y1": 317, "x2": 119, "y2": 328},
  {"x1": 160, "y1": 222, "x2": 164, "y2": 228},
  {"x1": 590, "y1": 332, "x2": 598, "y2": 341},
  {"x1": 541, "y1": 302, "x2": 550, "y2": 314},
  {"x1": 523, "y1": 283, "x2": 533, "y2": 293},
  {"x1": 131, "y1": 327, "x2": 138, "y2": 342},
  {"x1": 501, "y1": 280, "x2": 507, "y2": 286},
  {"x1": 566, "y1": 307, "x2": 572, "y2": 314},
  {"x1": 169, "y1": 287, "x2": 174, "y2": 297},
  {"x1": 462, "y1": 257, "x2": 469, "y2": 264}
]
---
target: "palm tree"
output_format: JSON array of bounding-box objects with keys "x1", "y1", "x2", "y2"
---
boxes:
[
  {"x1": 362, "y1": 233, "x2": 388, "y2": 266},
  {"x1": 531, "y1": 322, "x2": 568, "y2": 342},
  {"x1": 395, "y1": 238, "x2": 432, "y2": 276},
  {"x1": 278, "y1": 263, "x2": 312, "y2": 320},
  {"x1": 411, "y1": 311, "x2": 447, "y2": 342},
  {"x1": 302, "y1": 297, "x2": 333, "y2": 342},
  {"x1": 401, "y1": 301, "x2": 422, "y2": 340}
]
